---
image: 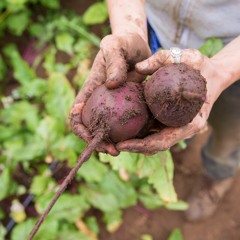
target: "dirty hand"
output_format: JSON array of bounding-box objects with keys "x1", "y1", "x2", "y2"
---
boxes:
[
  {"x1": 70, "y1": 33, "x2": 151, "y2": 156},
  {"x1": 116, "y1": 48, "x2": 226, "y2": 155}
]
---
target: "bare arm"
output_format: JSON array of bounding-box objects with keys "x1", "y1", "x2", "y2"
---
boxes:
[
  {"x1": 107, "y1": 0, "x2": 148, "y2": 42},
  {"x1": 211, "y1": 36, "x2": 240, "y2": 90}
]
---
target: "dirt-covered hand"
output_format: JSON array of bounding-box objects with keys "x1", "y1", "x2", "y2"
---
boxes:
[
  {"x1": 116, "y1": 48, "x2": 226, "y2": 155},
  {"x1": 70, "y1": 33, "x2": 151, "y2": 155}
]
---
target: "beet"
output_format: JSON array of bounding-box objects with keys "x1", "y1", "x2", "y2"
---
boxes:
[
  {"x1": 29, "y1": 82, "x2": 148, "y2": 239},
  {"x1": 144, "y1": 63, "x2": 207, "y2": 127},
  {"x1": 82, "y1": 82, "x2": 149, "y2": 143}
]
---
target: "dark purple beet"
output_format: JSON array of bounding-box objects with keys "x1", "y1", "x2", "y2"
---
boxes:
[{"x1": 144, "y1": 63, "x2": 207, "y2": 127}]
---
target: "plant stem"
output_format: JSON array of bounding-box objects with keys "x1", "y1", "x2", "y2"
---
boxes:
[
  {"x1": 28, "y1": 131, "x2": 105, "y2": 240},
  {"x1": 66, "y1": 22, "x2": 100, "y2": 47}
]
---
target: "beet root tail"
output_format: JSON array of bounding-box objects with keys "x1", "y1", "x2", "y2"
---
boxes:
[{"x1": 28, "y1": 131, "x2": 105, "y2": 240}]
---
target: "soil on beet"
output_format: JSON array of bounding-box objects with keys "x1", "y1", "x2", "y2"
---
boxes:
[{"x1": 144, "y1": 63, "x2": 207, "y2": 127}]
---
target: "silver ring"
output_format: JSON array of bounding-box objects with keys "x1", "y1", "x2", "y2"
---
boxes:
[{"x1": 170, "y1": 47, "x2": 182, "y2": 63}]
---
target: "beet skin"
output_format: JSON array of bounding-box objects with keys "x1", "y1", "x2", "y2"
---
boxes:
[
  {"x1": 82, "y1": 82, "x2": 149, "y2": 143},
  {"x1": 144, "y1": 63, "x2": 207, "y2": 127}
]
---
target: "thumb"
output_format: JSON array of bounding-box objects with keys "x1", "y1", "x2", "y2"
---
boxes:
[{"x1": 136, "y1": 50, "x2": 171, "y2": 75}]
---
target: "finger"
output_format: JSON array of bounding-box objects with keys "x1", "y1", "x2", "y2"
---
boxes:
[
  {"x1": 180, "y1": 49, "x2": 205, "y2": 70},
  {"x1": 136, "y1": 49, "x2": 205, "y2": 75},
  {"x1": 96, "y1": 142, "x2": 120, "y2": 156},
  {"x1": 136, "y1": 49, "x2": 171, "y2": 75},
  {"x1": 101, "y1": 36, "x2": 128, "y2": 88},
  {"x1": 116, "y1": 125, "x2": 195, "y2": 153},
  {"x1": 74, "y1": 51, "x2": 106, "y2": 106},
  {"x1": 126, "y1": 70, "x2": 146, "y2": 83},
  {"x1": 71, "y1": 122, "x2": 92, "y2": 143}
]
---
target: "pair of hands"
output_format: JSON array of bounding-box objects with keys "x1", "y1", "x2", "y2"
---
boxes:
[{"x1": 70, "y1": 32, "x2": 224, "y2": 156}]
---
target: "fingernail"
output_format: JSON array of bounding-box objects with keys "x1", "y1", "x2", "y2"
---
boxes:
[{"x1": 105, "y1": 79, "x2": 120, "y2": 89}]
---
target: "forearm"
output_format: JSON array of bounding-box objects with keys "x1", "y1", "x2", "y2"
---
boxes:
[
  {"x1": 106, "y1": 0, "x2": 148, "y2": 42},
  {"x1": 211, "y1": 36, "x2": 240, "y2": 90}
]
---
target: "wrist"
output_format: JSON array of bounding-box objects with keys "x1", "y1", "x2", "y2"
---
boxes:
[
  {"x1": 211, "y1": 56, "x2": 238, "y2": 90},
  {"x1": 201, "y1": 58, "x2": 228, "y2": 104}
]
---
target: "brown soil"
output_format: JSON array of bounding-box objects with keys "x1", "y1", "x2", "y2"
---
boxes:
[{"x1": 99, "y1": 130, "x2": 240, "y2": 240}]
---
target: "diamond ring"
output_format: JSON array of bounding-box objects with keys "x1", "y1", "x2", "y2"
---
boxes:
[{"x1": 170, "y1": 47, "x2": 182, "y2": 63}]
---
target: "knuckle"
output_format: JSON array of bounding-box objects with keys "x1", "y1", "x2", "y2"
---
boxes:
[{"x1": 100, "y1": 35, "x2": 121, "y2": 49}]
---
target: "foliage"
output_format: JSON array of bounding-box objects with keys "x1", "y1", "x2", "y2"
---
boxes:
[
  {"x1": 168, "y1": 228, "x2": 184, "y2": 240},
  {"x1": 0, "y1": 0, "x2": 223, "y2": 239}
]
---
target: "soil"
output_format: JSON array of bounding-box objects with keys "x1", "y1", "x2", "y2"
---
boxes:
[{"x1": 99, "y1": 130, "x2": 240, "y2": 240}]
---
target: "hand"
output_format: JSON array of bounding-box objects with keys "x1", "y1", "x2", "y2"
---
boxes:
[
  {"x1": 70, "y1": 33, "x2": 151, "y2": 156},
  {"x1": 116, "y1": 48, "x2": 226, "y2": 155}
]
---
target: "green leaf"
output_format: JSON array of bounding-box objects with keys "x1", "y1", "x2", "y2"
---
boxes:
[
  {"x1": 3, "y1": 44, "x2": 35, "y2": 84},
  {"x1": 11, "y1": 218, "x2": 58, "y2": 240},
  {"x1": 77, "y1": 155, "x2": 108, "y2": 183},
  {"x1": 30, "y1": 174, "x2": 55, "y2": 196},
  {"x1": 40, "y1": 0, "x2": 60, "y2": 9},
  {"x1": 141, "y1": 234, "x2": 153, "y2": 240},
  {"x1": 3, "y1": 134, "x2": 46, "y2": 163},
  {"x1": 0, "y1": 209, "x2": 5, "y2": 220},
  {"x1": 55, "y1": 32, "x2": 75, "y2": 54},
  {"x1": 36, "y1": 193, "x2": 90, "y2": 222},
  {"x1": 36, "y1": 116, "x2": 65, "y2": 147},
  {"x1": 136, "y1": 153, "x2": 162, "y2": 178},
  {"x1": 168, "y1": 228, "x2": 184, "y2": 240},
  {"x1": 165, "y1": 200, "x2": 188, "y2": 211},
  {"x1": 147, "y1": 151, "x2": 177, "y2": 203},
  {"x1": 43, "y1": 46, "x2": 56, "y2": 74},
  {"x1": 103, "y1": 209, "x2": 122, "y2": 233},
  {"x1": 56, "y1": 230, "x2": 92, "y2": 240},
  {"x1": 6, "y1": 0, "x2": 28, "y2": 11},
  {"x1": 85, "y1": 216, "x2": 99, "y2": 235},
  {"x1": 29, "y1": 23, "x2": 45, "y2": 38},
  {"x1": 0, "y1": 55, "x2": 7, "y2": 81},
  {"x1": 44, "y1": 72, "x2": 75, "y2": 123},
  {"x1": 0, "y1": 167, "x2": 17, "y2": 200},
  {"x1": 0, "y1": 101, "x2": 40, "y2": 131},
  {"x1": 6, "y1": 9, "x2": 30, "y2": 35},
  {"x1": 199, "y1": 38, "x2": 223, "y2": 57},
  {"x1": 0, "y1": 125, "x2": 17, "y2": 141},
  {"x1": 138, "y1": 185, "x2": 164, "y2": 209},
  {"x1": 177, "y1": 140, "x2": 187, "y2": 150},
  {"x1": 99, "y1": 152, "x2": 138, "y2": 173},
  {"x1": 51, "y1": 133, "x2": 86, "y2": 166},
  {"x1": 0, "y1": 224, "x2": 7, "y2": 240},
  {"x1": 83, "y1": 2, "x2": 108, "y2": 25},
  {"x1": 80, "y1": 185, "x2": 119, "y2": 212},
  {"x1": 99, "y1": 172, "x2": 137, "y2": 208},
  {"x1": 15, "y1": 78, "x2": 48, "y2": 99}
]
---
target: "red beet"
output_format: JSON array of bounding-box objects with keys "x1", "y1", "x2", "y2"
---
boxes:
[
  {"x1": 144, "y1": 63, "x2": 207, "y2": 127},
  {"x1": 82, "y1": 82, "x2": 149, "y2": 143},
  {"x1": 29, "y1": 82, "x2": 149, "y2": 239}
]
